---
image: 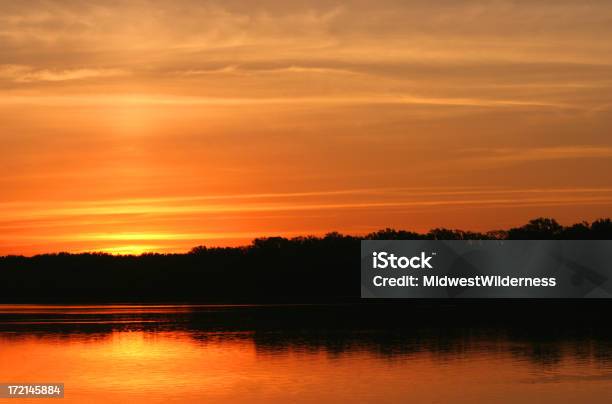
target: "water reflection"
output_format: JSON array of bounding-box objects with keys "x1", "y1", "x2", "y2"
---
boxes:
[{"x1": 0, "y1": 304, "x2": 611, "y2": 403}]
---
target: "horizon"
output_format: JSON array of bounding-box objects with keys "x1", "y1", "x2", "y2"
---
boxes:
[
  {"x1": 2, "y1": 216, "x2": 609, "y2": 257},
  {"x1": 2, "y1": 1, "x2": 612, "y2": 255}
]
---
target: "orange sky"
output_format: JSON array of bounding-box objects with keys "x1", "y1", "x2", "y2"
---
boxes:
[{"x1": 2, "y1": 1, "x2": 612, "y2": 255}]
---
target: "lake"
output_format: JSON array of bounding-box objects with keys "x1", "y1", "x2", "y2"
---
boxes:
[{"x1": 0, "y1": 303, "x2": 611, "y2": 403}]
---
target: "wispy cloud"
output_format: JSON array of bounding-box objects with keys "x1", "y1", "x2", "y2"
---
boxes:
[
  {"x1": 3, "y1": 186, "x2": 612, "y2": 221},
  {"x1": 177, "y1": 64, "x2": 359, "y2": 76},
  {"x1": 0, "y1": 65, "x2": 127, "y2": 83},
  {"x1": 460, "y1": 146, "x2": 612, "y2": 165},
  {"x1": 0, "y1": 93, "x2": 571, "y2": 109}
]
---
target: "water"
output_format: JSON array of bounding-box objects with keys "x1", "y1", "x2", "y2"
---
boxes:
[{"x1": 0, "y1": 304, "x2": 611, "y2": 403}]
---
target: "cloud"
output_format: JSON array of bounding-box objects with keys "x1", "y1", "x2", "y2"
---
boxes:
[
  {"x1": 177, "y1": 64, "x2": 358, "y2": 76},
  {"x1": 2, "y1": 1, "x2": 612, "y2": 66},
  {"x1": 461, "y1": 146, "x2": 612, "y2": 165},
  {"x1": 1, "y1": 1, "x2": 611, "y2": 112},
  {"x1": 0, "y1": 64, "x2": 127, "y2": 83},
  {"x1": 0, "y1": 93, "x2": 571, "y2": 110},
  {"x1": 4, "y1": 186, "x2": 612, "y2": 221}
]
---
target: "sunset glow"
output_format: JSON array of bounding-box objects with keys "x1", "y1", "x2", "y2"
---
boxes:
[{"x1": 2, "y1": 1, "x2": 612, "y2": 255}]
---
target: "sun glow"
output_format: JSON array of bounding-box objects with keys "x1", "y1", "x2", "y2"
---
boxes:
[{"x1": 93, "y1": 245, "x2": 160, "y2": 256}]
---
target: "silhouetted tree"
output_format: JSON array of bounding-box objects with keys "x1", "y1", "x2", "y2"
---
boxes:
[
  {"x1": 427, "y1": 229, "x2": 490, "y2": 240},
  {"x1": 366, "y1": 228, "x2": 422, "y2": 240},
  {"x1": 561, "y1": 222, "x2": 591, "y2": 240},
  {"x1": 189, "y1": 246, "x2": 208, "y2": 255},
  {"x1": 507, "y1": 218, "x2": 563, "y2": 239}
]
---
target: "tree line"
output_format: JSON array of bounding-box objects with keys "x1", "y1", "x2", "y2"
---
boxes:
[{"x1": 1, "y1": 218, "x2": 611, "y2": 303}]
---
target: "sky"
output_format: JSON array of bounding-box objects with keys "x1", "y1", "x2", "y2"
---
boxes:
[{"x1": 2, "y1": 0, "x2": 612, "y2": 255}]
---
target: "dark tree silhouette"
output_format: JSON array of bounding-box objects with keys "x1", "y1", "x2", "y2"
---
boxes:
[
  {"x1": 0, "y1": 217, "x2": 610, "y2": 303},
  {"x1": 507, "y1": 218, "x2": 563, "y2": 239}
]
